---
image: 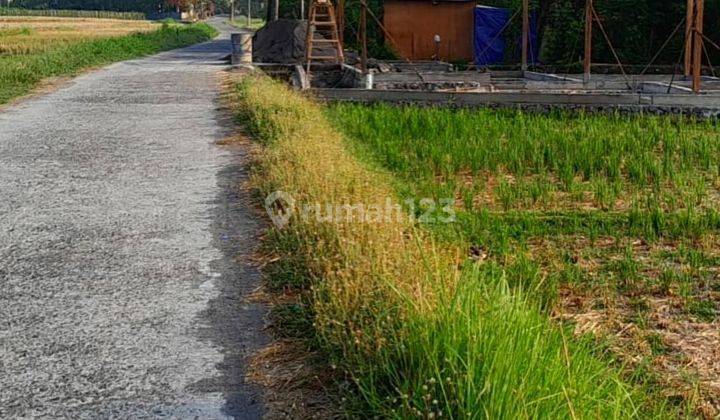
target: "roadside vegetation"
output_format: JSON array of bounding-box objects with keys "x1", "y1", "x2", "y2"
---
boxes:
[
  {"x1": 228, "y1": 74, "x2": 682, "y2": 418},
  {"x1": 0, "y1": 16, "x2": 216, "y2": 104},
  {"x1": 0, "y1": 7, "x2": 145, "y2": 20}
]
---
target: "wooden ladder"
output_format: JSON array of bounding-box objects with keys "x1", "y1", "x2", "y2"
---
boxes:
[{"x1": 305, "y1": 0, "x2": 344, "y2": 74}]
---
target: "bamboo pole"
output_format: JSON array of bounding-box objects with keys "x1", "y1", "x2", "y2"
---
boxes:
[
  {"x1": 685, "y1": 0, "x2": 695, "y2": 76},
  {"x1": 583, "y1": 0, "x2": 593, "y2": 83},
  {"x1": 522, "y1": 0, "x2": 529, "y2": 71},
  {"x1": 692, "y1": 0, "x2": 704, "y2": 93}
]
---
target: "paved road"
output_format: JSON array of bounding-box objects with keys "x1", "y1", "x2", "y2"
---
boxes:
[{"x1": 0, "y1": 19, "x2": 268, "y2": 418}]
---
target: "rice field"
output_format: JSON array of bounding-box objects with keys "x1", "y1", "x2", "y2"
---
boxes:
[
  {"x1": 0, "y1": 16, "x2": 155, "y2": 55},
  {"x1": 0, "y1": 16, "x2": 216, "y2": 103},
  {"x1": 328, "y1": 104, "x2": 720, "y2": 415},
  {"x1": 229, "y1": 74, "x2": 688, "y2": 419}
]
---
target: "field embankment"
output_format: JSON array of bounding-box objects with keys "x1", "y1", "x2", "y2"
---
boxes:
[
  {"x1": 0, "y1": 17, "x2": 217, "y2": 104},
  {"x1": 226, "y1": 73, "x2": 678, "y2": 418}
]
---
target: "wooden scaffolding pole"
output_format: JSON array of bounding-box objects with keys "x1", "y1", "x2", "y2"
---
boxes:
[
  {"x1": 692, "y1": 0, "x2": 704, "y2": 93},
  {"x1": 583, "y1": 0, "x2": 593, "y2": 83},
  {"x1": 684, "y1": 0, "x2": 695, "y2": 76},
  {"x1": 521, "y1": 0, "x2": 529, "y2": 71},
  {"x1": 336, "y1": 0, "x2": 345, "y2": 45}
]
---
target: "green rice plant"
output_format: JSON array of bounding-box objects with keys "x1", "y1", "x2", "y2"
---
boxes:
[
  {"x1": 327, "y1": 104, "x2": 720, "y2": 216},
  {"x1": 495, "y1": 178, "x2": 517, "y2": 211},
  {"x1": 686, "y1": 299, "x2": 717, "y2": 322},
  {"x1": 592, "y1": 178, "x2": 614, "y2": 209},
  {"x1": 526, "y1": 174, "x2": 553, "y2": 205},
  {"x1": 354, "y1": 271, "x2": 659, "y2": 418},
  {"x1": 460, "y1": 185, "x2": 475, "y2": 211},
  {"x1": 604, "y1": 247, "x2": 642, "y2": 293}
]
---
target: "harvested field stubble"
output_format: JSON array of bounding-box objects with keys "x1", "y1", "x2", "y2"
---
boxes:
[{"x1": 228, "y1": 73, "x2": 677, "y2": 418}]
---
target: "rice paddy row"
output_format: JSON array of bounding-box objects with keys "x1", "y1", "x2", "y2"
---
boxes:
[{"x1": 327, "y1": 103, "x2": 720, "y2": 415}]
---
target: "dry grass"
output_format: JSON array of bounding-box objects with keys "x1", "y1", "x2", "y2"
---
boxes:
[
  {"x1": 246, "y1": 340, "x2": 341, "y2": 419},
  {"x1": 0, "y1": 16, "x2": 155, "y2": 55}
]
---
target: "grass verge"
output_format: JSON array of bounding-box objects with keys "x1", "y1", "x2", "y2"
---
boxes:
[
  {"x1": 0, "y1": 21, "x2": 217, "y2": 104},
  {"x1": 227, "y1": 73, "x2": 677, "y2": 418}
]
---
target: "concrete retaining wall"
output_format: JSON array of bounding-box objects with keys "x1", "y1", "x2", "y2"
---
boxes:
[{"x1": 314, "y1": 88, "x2": 720, "y2": 118}]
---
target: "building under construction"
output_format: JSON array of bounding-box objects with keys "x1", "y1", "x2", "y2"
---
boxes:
[{"x1": 249, "y1": 0, "x2": 720, "y2": 116}]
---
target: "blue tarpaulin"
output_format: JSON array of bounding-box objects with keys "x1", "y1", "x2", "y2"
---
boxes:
[{"x1": 473, "y1": 5, "x2": 539, "y2": 66}]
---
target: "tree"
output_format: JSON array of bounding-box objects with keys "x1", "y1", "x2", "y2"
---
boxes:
[{"x1": 215, "y1": 0, "x2": 234, "y2": 20}]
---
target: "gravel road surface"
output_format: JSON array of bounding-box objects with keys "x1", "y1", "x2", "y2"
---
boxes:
[{"x1": 0, "y1": 19, "x2": 268, "y2": 418}]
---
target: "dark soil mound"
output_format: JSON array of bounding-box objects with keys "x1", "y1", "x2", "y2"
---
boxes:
[{"x1": 252, "y1": 19, "x2": 307, "y2": 63}]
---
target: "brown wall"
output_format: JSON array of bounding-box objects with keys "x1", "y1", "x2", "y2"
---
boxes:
[{"x1": 383, "y1": 0, "x2": 475, "y2": 62}]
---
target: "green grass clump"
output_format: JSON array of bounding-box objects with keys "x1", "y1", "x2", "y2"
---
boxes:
[
  {"x1": 228, "y1": 74, "x2": 675, "y2": 418},
  {"x1": 0, "y1": 22, "x2": 217, "y2": 104}
]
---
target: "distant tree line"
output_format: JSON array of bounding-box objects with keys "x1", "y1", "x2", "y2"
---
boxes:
[
  {"x1": 217, "y1": 0, "x2": 266, "y2": 19},
  {"x1": 12, "y1": 0, "x2": 166, "y2": 13}
]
